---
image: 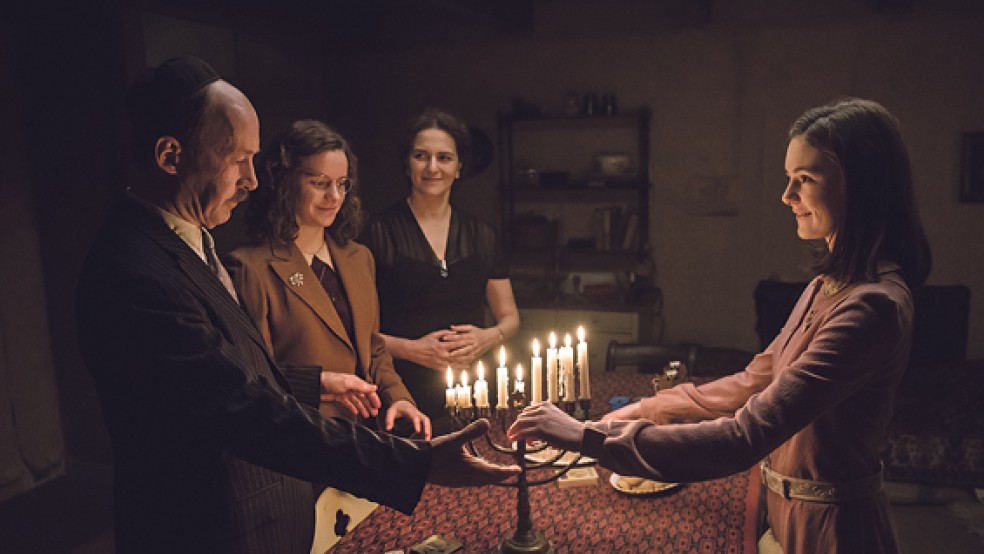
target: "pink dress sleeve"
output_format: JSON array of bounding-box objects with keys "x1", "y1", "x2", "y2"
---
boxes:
[
  {"x1": 638, "y1": 341, "x2": 776, "y2": 424},
  {"x1": 581, "y1": 283, "x2": 910, "y2": 483}
]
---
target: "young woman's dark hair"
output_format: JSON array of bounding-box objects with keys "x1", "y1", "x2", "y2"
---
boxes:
[
  {"x1": 789, "y1": 98, "x2": 932, "y2": 288},
  {"x1": 399, "y1": 107, "x2": 471, "y2": 175},
  {"x1": 245, "y1": 120, "x2": 363, "y2": 246}
]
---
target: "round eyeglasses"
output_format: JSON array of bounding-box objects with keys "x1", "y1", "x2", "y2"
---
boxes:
[{"x1": 300, "y1": 169, "x2": 352, "y2": 194}]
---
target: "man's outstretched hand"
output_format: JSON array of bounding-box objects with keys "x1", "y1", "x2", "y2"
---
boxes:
[{"x1": 427, "y1": 419, "x2": 521, "y2": 487}]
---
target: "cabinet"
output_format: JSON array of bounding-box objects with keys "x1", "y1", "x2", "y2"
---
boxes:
[{"x1": 497, "y1": 108, "x2": 662, "y2": 343}]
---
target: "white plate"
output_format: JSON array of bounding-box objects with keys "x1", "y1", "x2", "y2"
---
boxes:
[
  {"x1": 524, "y1": 446, "x2": 596, "y2": 467},
  {"x1": 609, "y1": 472, "x2": 682, "y2": 496}
]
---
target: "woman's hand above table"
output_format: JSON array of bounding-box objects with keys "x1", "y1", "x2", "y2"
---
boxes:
[
  {"x1": 506, "y1": 402, "x2": 586, "y2": 452},
  {"x1": 320, "y1": 372, "x2": 382, "y2": 418},
  {"x1": 385, "y1": 399, "x2": 432, "y2": 440},
  {"x1": 444, "y1": 324, "x2": 500, "y2": 365}
]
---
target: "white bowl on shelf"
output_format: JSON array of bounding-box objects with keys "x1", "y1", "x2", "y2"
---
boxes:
[{"x1": 594, "y1": 153, "x2": 633, "y2": 175}]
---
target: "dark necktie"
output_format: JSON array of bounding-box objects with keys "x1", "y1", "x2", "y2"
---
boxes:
[{"x1": 201, "y1": 229, "x2": 239, "y2": 304}]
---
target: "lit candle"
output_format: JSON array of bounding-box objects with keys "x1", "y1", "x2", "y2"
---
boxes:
[
  {"x1": 530, "y1": 339, "x2": 542, "y2": 404},
  {"x1": 475, "y1": 361, "x2": 489, "y2": 408},
  {"x1": 577, "y1": 326, "x2": 591, "y2": 400},
  {"x1": 459, "y1": 370, "x2": 473, "y2": 408},
  {"x1": 546, "y1": 332, "x2": 559, "y2": 403},
  {"x1": 561, "y1": 333, "x2": 576, "y2": 402},
  {"x1": 515, "y1": 364, "x2": 525, "y2": 394},
  {"x1": 496, "y1": 345, "x2": 509, "y2": 409},
  {"x1": 445, "y1": 367, "x2": 456, "y2": 408}
]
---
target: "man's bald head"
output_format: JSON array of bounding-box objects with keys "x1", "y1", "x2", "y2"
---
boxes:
[
  {"x1": 127, "y1": 56, "x2": 221, "y2": 168},
  {"x1": 127, "y1": 57, "x2": 260, "y2": 228}
]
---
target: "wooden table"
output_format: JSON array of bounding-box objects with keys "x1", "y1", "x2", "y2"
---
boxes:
[{"x1": 326, "y1": 371, "x2": 761, "y2": 554}]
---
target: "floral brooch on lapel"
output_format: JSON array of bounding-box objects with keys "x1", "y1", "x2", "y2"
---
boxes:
[{"x1": 288, "y1": 272, "x2": 305, "y2": 287}]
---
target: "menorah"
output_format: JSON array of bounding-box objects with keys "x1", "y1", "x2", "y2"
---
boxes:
[
  {"x1": 446, "y1": 386, "x2": 591, "y2": 553},
  {"x1": 440, "y1": 327, "x2": 594, "y2": 552}
]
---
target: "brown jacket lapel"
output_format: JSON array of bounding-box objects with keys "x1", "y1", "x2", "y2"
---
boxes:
[
  {"x1": 330, "y1": 238, "x2": 374, "y2": 371},
  {"x1": 268, "y1": 240, "x2": 354, "y2": 351}
]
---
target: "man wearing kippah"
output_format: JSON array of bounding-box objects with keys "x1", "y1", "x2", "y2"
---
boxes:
[{"x1": 76, "y1": 56, "x2": 518, "y2": 553}]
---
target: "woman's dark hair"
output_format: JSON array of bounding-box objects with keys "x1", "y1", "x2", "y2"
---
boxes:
[
  {"x1": 399, "y1": 107, "x2": 471, "y2": 176},
  {"x1": 789, "y1": 97, "x2": 931, "y2": 288},
  {"x1": 245, "y1": 120, "x2": 363, "y2": 246}
]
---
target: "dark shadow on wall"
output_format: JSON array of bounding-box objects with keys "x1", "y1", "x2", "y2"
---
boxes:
[{"x1": 7, "y1": 1, "x2": 132, "y2": 464}]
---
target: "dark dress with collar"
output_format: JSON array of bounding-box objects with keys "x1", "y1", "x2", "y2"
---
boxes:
[
  {"x1": 360, "y1": 200, "x2": 508, "y2": 419},
  {"x1": 76, "y1": 195, "x2": 430, "y2": 553}
]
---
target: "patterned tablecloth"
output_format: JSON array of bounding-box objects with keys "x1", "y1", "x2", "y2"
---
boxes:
[{"x1": 327, "y1": 371, "x2": 762, "y2": 554}]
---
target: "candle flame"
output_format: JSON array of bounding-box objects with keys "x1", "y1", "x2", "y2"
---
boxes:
[
  {"x1": 532, "y1": 338, "x2": 540, "y2": 357},
  {"x1": 549, "y1": 331, "x2": 557, "y2": 348},
  {"x1": 499, "y1": 345, "x2": 506, "y2": 367},
  {"x1": 477, "y1": 360, "x2": 485, "y2": 380},
  {"x1": 461, "y1": 370, "x2": 469, "y2": 387},
  {"x1": 446, "y1": 367, "x2": 453, "y2": 389},
  {"x1": 516, "y1": 363, "x2": 524, "y2": 382},
  {"x1": 577, "y1": 325, "x2": 585, "y2": 342},
  {"x1": 565, "y1": 333, "x2": 572, "y2": 348}
]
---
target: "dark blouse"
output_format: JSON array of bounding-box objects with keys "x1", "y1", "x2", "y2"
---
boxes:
[
  {"x1": 360, "y1": 200, "x2": 508, "y2": 418},
  {"x1": 311, "y1": 256, "x2": 363, "y2": 378}
]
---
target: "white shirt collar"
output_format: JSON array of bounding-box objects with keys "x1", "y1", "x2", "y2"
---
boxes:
[{"x1": 127, "y1": 192, "x2": 207, "y2": 263}]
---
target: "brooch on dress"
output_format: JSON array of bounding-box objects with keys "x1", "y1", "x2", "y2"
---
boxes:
[
  {"x1": 439, "y1": 259, "x2": 449, "y2": 278},
  {"x1": 288, "y1": 272, "x2": 305, "y2": 286}
]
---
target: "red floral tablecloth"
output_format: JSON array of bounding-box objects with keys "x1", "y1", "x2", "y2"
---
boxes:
[{"x1": 327, "y1": 371, "x2": 761, "y2": 554}]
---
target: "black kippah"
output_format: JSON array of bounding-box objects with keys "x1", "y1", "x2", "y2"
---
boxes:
[
  {"x1": 126, "y1": 56, "x2": 222, "y2": 156},
  {"x1": 150, "y1": 56, "x2": 221, "y2": 103}
]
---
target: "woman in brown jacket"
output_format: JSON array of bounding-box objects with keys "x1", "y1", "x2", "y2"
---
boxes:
[{"x1": 228, "y1": 120, "x2": 430, "y2": 439}]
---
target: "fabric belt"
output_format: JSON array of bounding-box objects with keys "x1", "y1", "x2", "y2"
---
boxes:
[{"x1": 759, "y1": 460, "x2": 883, "y2": 503}]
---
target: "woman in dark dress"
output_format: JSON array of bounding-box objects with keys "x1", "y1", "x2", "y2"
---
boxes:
[{"x1": 361, "y1": 108, "x2": 520, "y2": 425}]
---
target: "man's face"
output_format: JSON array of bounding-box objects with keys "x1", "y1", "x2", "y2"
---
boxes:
[{"x1": 178, "y1": 81, "x2": 259, "y2": 229}]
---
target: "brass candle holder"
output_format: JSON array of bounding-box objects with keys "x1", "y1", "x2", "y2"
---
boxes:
[{"x1": 447, "y1": 390, "x2": 592, "y2": 554}]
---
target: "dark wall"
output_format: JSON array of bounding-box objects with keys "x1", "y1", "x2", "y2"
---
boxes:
[{"x1": 8, "y1": 1, "x2": 134, "y2": 462}]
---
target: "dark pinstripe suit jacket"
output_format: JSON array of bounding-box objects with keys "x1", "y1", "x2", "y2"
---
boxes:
[{"x1": 77, "y1": 195, "x2": 430, "y2": 553}]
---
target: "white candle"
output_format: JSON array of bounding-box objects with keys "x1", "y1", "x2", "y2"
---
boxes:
[
  {"x1": 475, "y1": 361, "x2": 489, "y2": 408},
  {"x1": 459, "y1": 370, "x2": 472, "y2": 408},
  {"x1": 577, "y1": 326, "x2": 591, "y2": 400},
  {"x1": 496, "y1": 345, "x2": 509, "y2": 409},
  {"x1": 546, "y1": 332, "x2": 559, "y2": 403},
  {"x1": 531, "y1": 339, "x2": 542, "y2": 404},
  {"x1": 515, "y1": 364, "x2": 525, "y2": 394},
  {"x1": 445, "y1": 367, "x2": 456, "y2": 408},
  {"x1": 561, "y1": 333, "x2": 575, "y2": 402}
]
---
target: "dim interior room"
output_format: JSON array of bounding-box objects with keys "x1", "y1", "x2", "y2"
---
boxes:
[{"x1": 2, "y1": 0, "x2": 983, "y2": 552}]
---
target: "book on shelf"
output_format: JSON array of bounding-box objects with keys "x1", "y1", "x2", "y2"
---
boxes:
[
  {"x1": 592, "y1": 206, "x2": 640, "y2": 251},
  {"x1": 621, "y1": 210, "x2": 639, "y2": 250},
  {"x1": 592, "y1": 205, "x2": 623, "y2": 251}
]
